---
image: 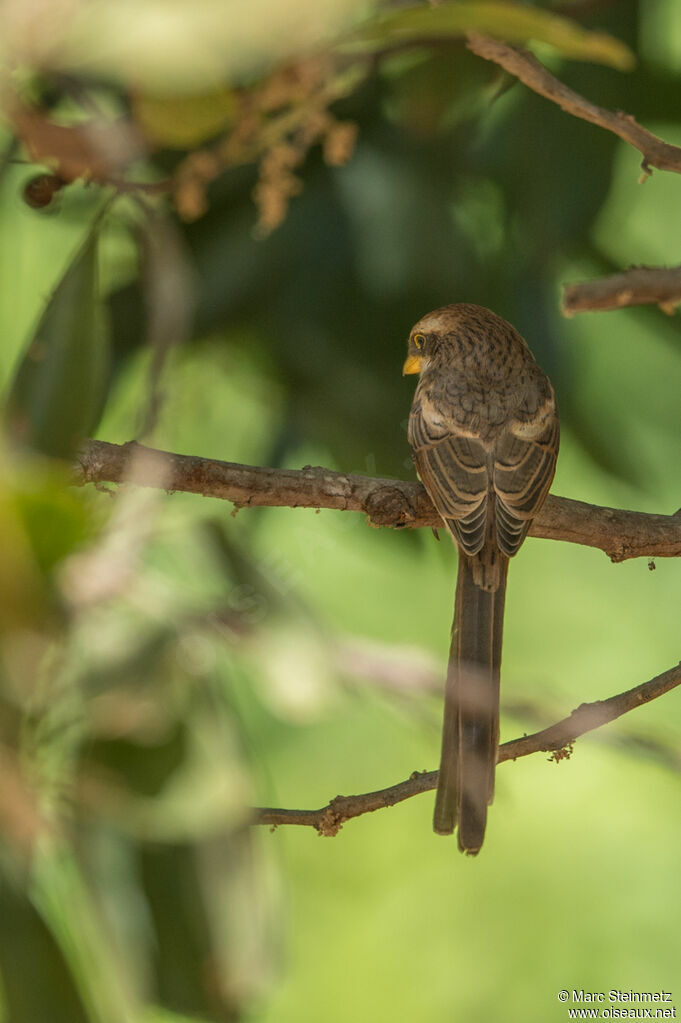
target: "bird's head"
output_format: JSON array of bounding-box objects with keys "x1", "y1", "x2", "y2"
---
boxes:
[
  {"x1": 402, "y1": 305, "x2": 464, "y2": 375},
  {"x1": 402, "y1": 303, "x2": 517, "y2": 375},
  {"x1": 402, "y1": 329, "x2": 428, "y2": 376}
]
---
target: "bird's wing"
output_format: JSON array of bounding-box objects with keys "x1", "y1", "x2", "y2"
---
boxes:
[
  {"x1": 493, "y1": 416, "x2": 560, "y2": 556},
  {"x1": 409, "y1": 404, "x2": 490, "y2": 557}
]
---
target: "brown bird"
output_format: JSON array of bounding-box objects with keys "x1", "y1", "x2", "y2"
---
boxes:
[{"x1": 403, "y1": 304, "x2": 559, "y2": 854}]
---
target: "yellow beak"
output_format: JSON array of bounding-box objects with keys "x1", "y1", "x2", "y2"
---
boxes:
[{"x1": 402, "y1": 353, "x2": 423, "y2": 375}]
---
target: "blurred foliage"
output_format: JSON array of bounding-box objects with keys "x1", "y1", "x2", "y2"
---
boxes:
[
  {"x1": 0, "y1": 1, "x2": 680, "y2": 1022},
  {"x1": 6, "y1": 223, "x2": 110, "y2": 459},
  {"x1": 344, "y1": 1, "x2": 635, "y2": 69}
]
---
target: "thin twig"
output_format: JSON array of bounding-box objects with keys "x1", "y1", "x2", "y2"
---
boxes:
[
  {"x1": 467, "y1": 36, "x2": 681, "y2": 316},
  {"x1": 465, "y1": 35, "x2": 681, "y2": 177},
  {"x1": 254, "y1": 661, "x2": 681, "y2": 833},
  {"x1": 336, "y1": 639, "x2": 681, "y2": 776},
  {"x1": 76, "y1": 439, "x2": 681, "y2": 563},
  {"x1": 563, "y1": 265, "x2": 681, "y2": 315}
]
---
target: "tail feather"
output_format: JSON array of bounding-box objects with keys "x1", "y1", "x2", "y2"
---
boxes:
[{"x1": 433, "y1": 552, "x2": 508, "y2": 854}]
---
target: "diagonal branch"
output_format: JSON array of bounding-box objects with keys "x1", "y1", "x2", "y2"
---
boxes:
[
  {"x1": 465, "y1": 34, "x2": 681, "y2": 177},
  {"x1": 76, "y1": 439, "x2": 681, "y2": 562},
  {"x1": 464, "y1": 38, "x2": 681, "y2": 317},
  {"x1": 254, "y1": 661, "x2": 681, "y2": 834},
  {"x1": 563, "y1": 264, "x2": 681, "y2": 315}
]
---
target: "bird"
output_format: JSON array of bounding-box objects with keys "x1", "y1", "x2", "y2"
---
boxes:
[{"x1": 403, "y1": 304, "x2": 559, "y2": 854}]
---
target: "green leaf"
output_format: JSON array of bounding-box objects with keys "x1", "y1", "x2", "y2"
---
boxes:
[
  {"x1": 30, "y1": 840, "x2": 143, "y2": 1023},
  {"x1": 342, "y1": 1, "x2": 635, "y2": 72},
  {"x1": 133, "y1": 87, "x2": 238, "y2": 148},
  {"x1": 0, "y1": 174, "x2": 106, "y2": 396},
  {"x1": 14, "y1": 465, "x2": 100, "y2": 577},
  {"x1": 7, "y1": 227, "x2": 110, "y2": 461},
  {"x1": 0, "y1": 876, "x2": 89, "y2": 1023}
]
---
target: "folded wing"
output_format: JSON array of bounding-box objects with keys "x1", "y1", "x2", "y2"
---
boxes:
[
  {"x1": 409, "y1": 404, "x2": 559, "y2": 558},
  {"x1": 493, "y1": 417, "x2": 559, "y2": 555},
  {"x1": 409, "y1": 406, "x2": 491, "y2": 557}
]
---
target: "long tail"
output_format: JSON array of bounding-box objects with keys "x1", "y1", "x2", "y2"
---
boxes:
[{"x1": 433, "y1": 552, "x2": 508, "y2": 854}]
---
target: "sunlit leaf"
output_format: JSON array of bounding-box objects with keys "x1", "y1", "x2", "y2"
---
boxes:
[
  {"x1": 0, "y1": 466, "x2": 50, "y2": 633},
  {"x1": 342, "y1": 1, "x2": 635, "y2": 72},
  {"x1": 15, "y1": 465, "x2": 100, "y2": 578},
  {"x1": 3, "y1": 0, "x2": 369, "y2": 92},
  {"x1": 7, "y1": 228, "x2": 110, "y2": 461},
  {"x1": 133, "y1": 87, "x2": 238, "y2": 148},
  {"x1": 0, "y1": 458, "x2": 100, "y2": 634},
  {"x1": 0, "y1": 171, "x2": 109, "y2": 400}
]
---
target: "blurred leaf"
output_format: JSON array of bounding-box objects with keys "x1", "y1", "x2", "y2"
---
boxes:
[
  {"x1": 0, "y1": 459, "x2": 101, "y2": 637},
  {"x1": 0, "y1": 465, "x2": 51, "y2": 634},
  {"x1": 79, "y1": 671, "x2": 252, "y2": 844},
  {"x1": 382, "y1": 46, "x2": 505, "y2": 137},
  {"x1": 15, "y1": 465, "x2": 100, "y2": 578},
  {"x1": 140, "y1": 843, "x2": 223, "y2": 1020},
  {"x1": 85, "y1": 724, "x2": 188, "y2": 801},
  {"x1": 31, "y1": 840, "x2": 142, "y2": 1023},
  {"x1": 133, "y1": 87, "x2": 238, "y2": 148},
  {"x1": 0, "y1": 874, "x2": 89, "y2": 1023},
  {"x1": 7, "y1": 228, "x2": 110, "y2": 461},
  {"x1": 9, "y1": 0, "x2": 369, "y2": 93},
  {"x1": 7, "y1": 97, "x2": 144, "y2": 185},
  {"x1": 343, "y1": 1, "x2": 635, "y2": 71},
  {"x1": 195, "y1": 829, "x2": 276, "y2": 1012},
  {"x1": 140, "y1": 830, "x2": 274, "y2": 1021},
  {"x1": 0, "y1": 172, "x2": 106, "y2": 396}
]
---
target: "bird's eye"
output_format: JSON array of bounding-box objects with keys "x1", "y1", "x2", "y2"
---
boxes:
[{"x1": 413, "y1": 333, "x2": 426, "y2": 349}]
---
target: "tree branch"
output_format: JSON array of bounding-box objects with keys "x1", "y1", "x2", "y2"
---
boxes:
[
  {"x1": 463, "y1": 39, "x2": 681, "y2": 317},
  {"x1": 563, "y1": 265, "x2": 681, "y2": 315},
  {"x1": 254, "y1": 661, "x2": 681, "y2": 834},
  {"x1": 76, "y1": 439, "x2": 681, "y2": 563},
  {"x1": 465, "y1": 35, "x2": 681, "y2": 177}
]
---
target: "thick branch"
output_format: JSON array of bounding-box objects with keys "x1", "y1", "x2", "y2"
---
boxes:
[
  {"x1": 77, "y1": 439, "x2": 681, "y2": 562},
  {"x1": 465, "y1": 35, "x2": 681, "y2": 177},
  {"x1": 563, "y1": 265, "x2": 681, "y2": 315},
  {"x1": 254, "y1": 661, "x2": 681, "y2": 833}
]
